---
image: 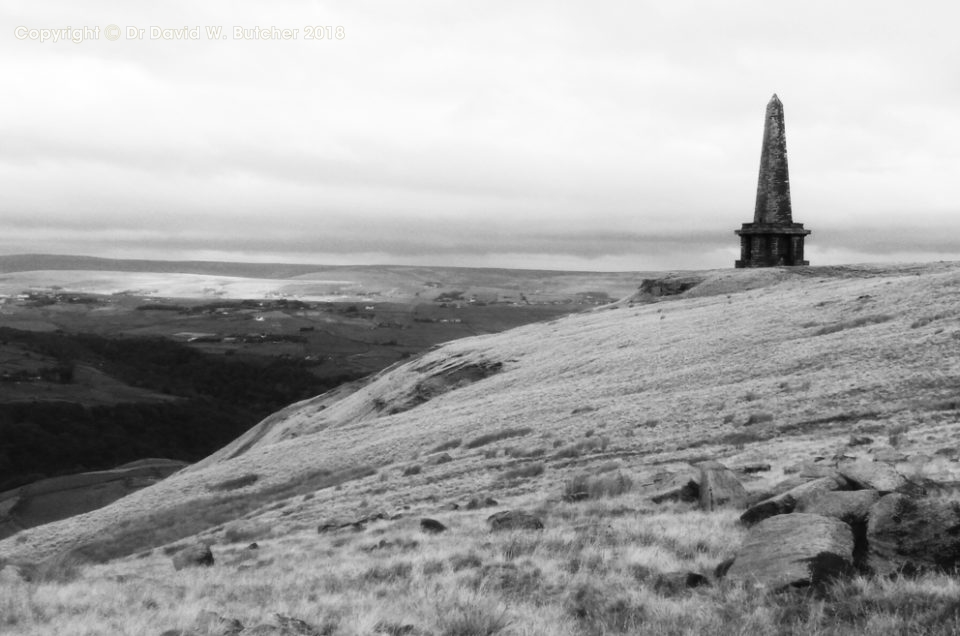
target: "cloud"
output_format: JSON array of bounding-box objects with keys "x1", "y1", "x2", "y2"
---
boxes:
[{"x1": 1, "y1": 1, "x2": 959, "y2": 271}]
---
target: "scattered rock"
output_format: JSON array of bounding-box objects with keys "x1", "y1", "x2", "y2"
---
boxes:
[
  {"x1": 651, "y1": 570, "x2": 710, "y2": 595},
  {"x1": 866, "y1": 493, "x2": 960, "y2": 576},
  {"x1": 698, "y1": 461, "x2": 747, "y2": 511},
  {"x1": 837, "y1": 458, "x2": 923, "y2": 495},
  {"x1": 796, "y1": 489, "x2": 880, "y2": 525},
  {"x1": 726, "y1": 513, "x2": 855, "y2": 590},
  {"x1": 171, "y1": 543, "x2": 214, "y2": 571},
  {"x1": 445, "y1": 502, "x2": 460, "y2": 511},
  {"x1": 847, "y1": 436, "x2": 873, "y2": 447},
  {"x1": 487, "y1": 510, "x2": 544, "y2": 532},
  {"x1": 420, "y1": 518, "x2": 447, "y2": 534},
  {"x1": 247, "y1": 542, "x2": 259, "y2": 550},
  {"x1": 741, "y1": 475, "x2": 848, "y2": 526}
]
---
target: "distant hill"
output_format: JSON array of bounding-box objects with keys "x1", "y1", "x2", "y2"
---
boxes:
[{"x1": 0, "y1": 254, "x2": 325, "y2": 279}]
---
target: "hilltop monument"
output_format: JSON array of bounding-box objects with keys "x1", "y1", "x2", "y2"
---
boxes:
[{"x1": 735, "y1": 94, "x2": 811, "y2": 267}]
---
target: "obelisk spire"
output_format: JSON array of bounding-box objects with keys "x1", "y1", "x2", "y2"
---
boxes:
[{"x1": 753, "y1": 94, "x2": 792, "y2": 224}]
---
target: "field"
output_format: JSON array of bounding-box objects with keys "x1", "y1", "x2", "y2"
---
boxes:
[{"x1": 3, "y1": 260, "x2": 960, "y2": 634}]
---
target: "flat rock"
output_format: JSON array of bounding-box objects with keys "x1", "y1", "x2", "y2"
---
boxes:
[
  {"x1": 837, "y1": 458, "x2": 921, "y2": 495},
  {"x1": 486, "y1": 510, "x2": 544, "y2": 532},
  {"x1": 796, "y1": 489, "x2": 880, "y2": 524},
  {"x1": 726, "y1": 513, "x2": 854, "y2": 590},
  {"x1": 171, "y1": 543, "x2": 214, "y2": 571},
  {"x1": 867, "y1": 493, "x2": 960, "y2": 575},
  {"x1": 698, "y1": 461, "x2": 747, "y2": 511},
  {"x1": 741, "y1": 475, "x2": 848, "y2": 526}
]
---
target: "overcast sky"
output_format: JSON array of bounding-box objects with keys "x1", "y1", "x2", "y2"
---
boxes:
[{"x1": 1, "y1": 1, "x2": 958, "y2": 271}]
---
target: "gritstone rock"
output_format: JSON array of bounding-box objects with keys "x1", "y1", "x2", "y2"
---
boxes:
[
  {"x1": 741, "y1": 474, "x2": 848, "y2": 525},
  {"x1": 866, "y1": 493, "x2": 960, "y2": 576},
  {"x1": 725, "y1": 513, "x2": 855, "y2": 590},
  {"x1": 486, "y1": 510, "x2": 544, "y2": 532},
  {"x1": 651, "y1": 570, "x2": 711, "y2": 596},
  {"x1": 419, "y1": 518, "x2": 447, "y2": 534},
  {"x1": 698, "y1": 461, "x2": 747, "y2": 511},
  {"x1": 795, "y1": 489, "x2": 880, "y2": 525},
  {"x1": 837, "y1": 458, "x2": 923, "y2": 495},
  {"x1": 647, "y1": 467, "x2": 700, "y2": 504},
  {"x1": 171, "y1": 543, "x2": 214, "y2": 571}
]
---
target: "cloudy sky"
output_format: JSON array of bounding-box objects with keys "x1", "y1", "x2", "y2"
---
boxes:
[{"x1": 1, "y1": 1, "x2": 958, "y2": 271}]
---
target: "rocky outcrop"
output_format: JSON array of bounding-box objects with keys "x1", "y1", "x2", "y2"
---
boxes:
[
  {"x1": 725, "y1": 513, "x2": 854, "y2": 590},
  {"x1": 637, "y1": 277, "x2": 704, "y2": 298}
]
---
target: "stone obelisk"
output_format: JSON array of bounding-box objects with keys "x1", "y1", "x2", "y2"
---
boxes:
[{"x1": 735, "y1": 94, "x2": 811, "y2": 267}]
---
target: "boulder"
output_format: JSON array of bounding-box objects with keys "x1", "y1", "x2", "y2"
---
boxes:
[
  {"x1": 866, "y1": 494, "x2": 960, "y2": 576},
  {"x1": 725, "y1": 513, "x2": 855, "y2": 590},
  {"x1": 796, "y1": 489, "x2": 880, "y2": 525},
  {"x1": 698, "y1": 461, "x2": 747, "y2": 511},
  {"x1": 647, "y1": 468, "x2": 700, "y2": 504},
  {"x1": 420, "y1": 518, "x2": 447, "y2": 534},
  {"x1": 741, "y1": 475, "x2": 848, "y2": 526},
  {"x1": 171, "y1": 543, "x2": 214, "y2": 571},
  {"x1": 486, "y1": 510, "x2": 544, "y2": 532},
  {"x1": 837, "y1": 458, "x2": 922, "y2": 495}
]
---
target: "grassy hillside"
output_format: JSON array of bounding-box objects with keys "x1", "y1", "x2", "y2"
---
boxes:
[{"x1": 2, "y1": 262, "x2": 960, "y2": 635}]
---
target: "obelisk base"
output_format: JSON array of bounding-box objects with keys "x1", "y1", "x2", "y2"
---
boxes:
[{"x1": 734, "y1": 223, "x2": 811, "y2": 268}]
